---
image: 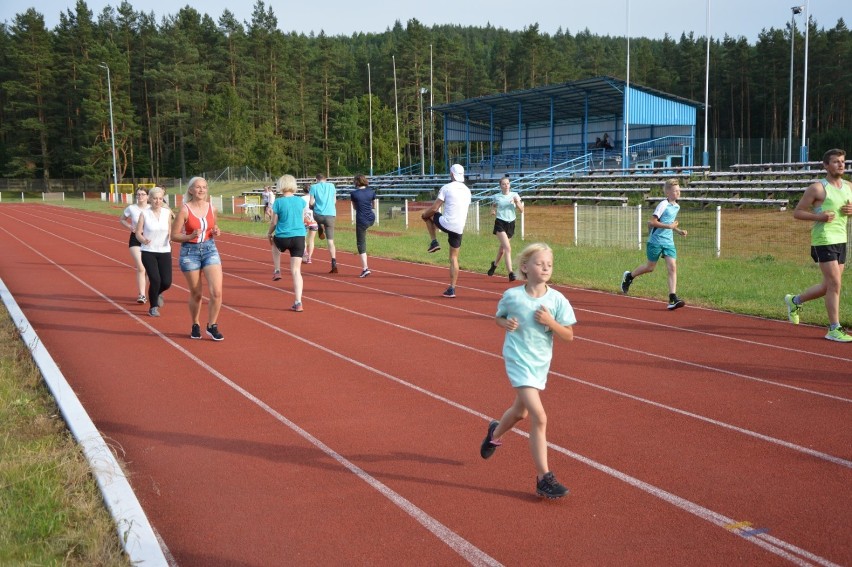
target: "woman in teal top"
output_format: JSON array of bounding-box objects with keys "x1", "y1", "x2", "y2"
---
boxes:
[
  {"x1": 487, "y1": 176, "x2": 524, "y2": 281},
  {"x1": 267, "y1": 174, "x2": 308, "y2": 312}
]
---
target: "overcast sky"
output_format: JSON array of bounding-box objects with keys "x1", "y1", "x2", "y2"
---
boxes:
[{"x1": 2, "y1": 0, "x2": 849, "y2": 43}]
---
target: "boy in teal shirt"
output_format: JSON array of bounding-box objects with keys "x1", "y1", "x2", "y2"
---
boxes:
[{"x1": 620, "y1": 179, "x2": 688, "y2": 309}]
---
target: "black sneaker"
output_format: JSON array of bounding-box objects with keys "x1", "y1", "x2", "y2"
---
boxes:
[
  {"x1": 480, "y1": 420, "x2": 502, "y2": 459},
  {"x1": 442, "y1": 286, "x2": 456, "y2": 298},
  {"x1": 206, "y1": 324, "x2": 224, "y2": 341},
  {"x1": 487, "y1": 261, "x2": 497, "y2": 276},
  {"x1": 667, "y1": 297, "x2": 686, "y2": 310},
  {"x1": 359, "y1": 268, "x2": 371, "y2": 278},
  {"x1": 536, "y1": 472, "x2": 569, "y2": 499},
  {"x1": 427, "y1": 240, "x2": 441, "y2": 253},
  {"x1": 508, "y1": 272, "x2": 517, "y2": 282},
  {"x1": 620, "y1": 271, "x2": 633, "y2": 294},
  {"x1": 190, "y1": 324, "x2": 202, "y2": 339}
]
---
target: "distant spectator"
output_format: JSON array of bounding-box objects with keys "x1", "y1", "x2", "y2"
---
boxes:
[{"x1": 601, "y1": 133, "x2": 613, "y2": 150}]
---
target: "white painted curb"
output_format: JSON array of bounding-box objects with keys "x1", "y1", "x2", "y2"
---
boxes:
[{"x1": 0, "y1": 278, "x2": 168, "y2": 566}]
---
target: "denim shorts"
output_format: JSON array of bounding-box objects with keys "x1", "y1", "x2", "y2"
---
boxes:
[{"x1": 179, "y1": 240, "x2": 221, "y2": 272}]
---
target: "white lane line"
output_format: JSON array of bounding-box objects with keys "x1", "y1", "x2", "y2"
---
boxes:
[
  {"x1": 6, "y1": 209, "x2": 850, "y2": 464},
  {"x1": 0, "y1": 224, "x2": 502, "y2": 567},
  {"x1": 3, "y1": 214, "x2": 845, "y2": 566}
]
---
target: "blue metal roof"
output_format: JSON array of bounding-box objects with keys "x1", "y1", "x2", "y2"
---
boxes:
[{"x1": 432, "y1": 76, "x2": 703, "y2": 127}]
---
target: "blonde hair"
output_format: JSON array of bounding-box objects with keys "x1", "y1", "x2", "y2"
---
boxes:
[
  {"x1": 148, "y1": 186, "x2": 165, "y2": 200},
  {"x1": 515, "y1": 242, "x2": 552, "y2": 280},
  {"x1": 276, "y1": 174, "x2": 297, "y2": 193},
  {"x1": 184, "y1": 176, "x2": 209, "y2": 203},
  {"x1": 664, "y1": 178, "x2": 680, "y2": 192}
]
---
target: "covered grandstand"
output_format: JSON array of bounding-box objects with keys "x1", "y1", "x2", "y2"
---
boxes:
[{"x1": 432, "y1": 76, "x2": 704, "y2": 178}]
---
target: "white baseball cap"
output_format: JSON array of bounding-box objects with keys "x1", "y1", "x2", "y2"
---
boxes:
[{"x1": 450, "y1": 163, "x2": 465, "y2": 182}]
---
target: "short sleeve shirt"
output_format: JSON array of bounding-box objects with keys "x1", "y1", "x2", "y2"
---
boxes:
[
  {"x1": 436, "y1": 180, "x2": 471, "y2": 234},
  {"x1": 493, "y1": 192, "x2": 521, "y2": 222},
  {"x1": 309, "y1": 181, "x2": 337, "y2": 217},
  {"x1": 648, "y1": 199, "x2": 680, "y2": 247},
  {"x1": 272, "y1": 195, "x2": 308, "y2": 238},
  {"x1": 350, "y1": 188, "x2": 377, "y2": 227},
  {"x1": 496, "y1": 285, "x2": 577, "y2": 390}
]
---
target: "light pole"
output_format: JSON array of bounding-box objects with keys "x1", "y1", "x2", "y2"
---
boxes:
[
  {"x1": 99, "y1": 63, "x2": 118, "y2": 201},
  {"x1": 787, "y1": 6, "x2": 803, "y2": 164},
  {"x1": 418, "y1": 87, "x2": 428, "y2": 176},
  {"x1": 799, "y1": 0, "x2": 810, "y2": 163}
]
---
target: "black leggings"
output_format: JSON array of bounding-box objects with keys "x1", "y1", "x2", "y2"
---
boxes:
[
  {"x1": 356, "y1": 224, "x2": 370, "y2": 254},
  {"x1": 141, "y1": 251, "x2": 172, "y2": 307}
]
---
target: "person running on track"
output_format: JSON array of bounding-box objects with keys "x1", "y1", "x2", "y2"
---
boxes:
[{"x1": 480, "y1": 242, "x2": 577, "y2": 499}]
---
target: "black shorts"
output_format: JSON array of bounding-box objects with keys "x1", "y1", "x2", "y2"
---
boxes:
[
  {"x1": 129, "y1": 232, "x2": 141, "y2": 247},
  {"x1": 433, "y1": 212, "x2": 463, "y2": 249},
  {"x1": 493, "y1": 218, "x2": 515, "y2": 238},
  {"x1": 273, "y1": 236, "x2": 306, "y2": 258},
  {"x1": 810, "y1": 243, "x2": 847, "y2": 264}
]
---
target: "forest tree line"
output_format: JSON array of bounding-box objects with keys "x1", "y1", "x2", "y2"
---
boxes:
[{"x1": 0, "y1": 0, "x2": 850, "y2": 183}]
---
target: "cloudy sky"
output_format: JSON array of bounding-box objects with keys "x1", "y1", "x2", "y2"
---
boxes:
[{"x1": 2, "y1": 0, "x2": 849, "y2": 43}]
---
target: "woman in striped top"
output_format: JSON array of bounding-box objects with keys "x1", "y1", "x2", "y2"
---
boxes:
[{"x1": 171, "y1": 176, "x2": 225, "y2": 341}]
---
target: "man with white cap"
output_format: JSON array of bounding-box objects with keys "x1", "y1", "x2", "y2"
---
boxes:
[{"x1": 421, "y1": 163, "x2": 471, "y2": 298}]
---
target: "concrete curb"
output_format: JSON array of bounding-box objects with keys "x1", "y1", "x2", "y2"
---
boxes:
[{"x1": 0, "y1": 278, "x2": 168, "y2": 566}]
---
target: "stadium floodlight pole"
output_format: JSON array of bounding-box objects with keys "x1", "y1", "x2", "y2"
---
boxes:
[
  {"x1": 787, "y1": 5, "x2": 803, "y2": 164},
  {"x1": 98, "y1": 63, "x2": 119, "y2": 202},
  {"x1": 393, "y1": 56, "x2": 401, "y2": 173},
  {"x1": 429, "y1": 44, "x2": 434, "y2": 176},
  {"x1": 419, "y1": 87, "x2": 428, "y2": 176},
  {"x1": 799, "y1": 0, "x2": 810, "y2": 163},
  {"x1": 623, "y1": 0, "x2": 630, "y2": 170},
  {"x1": 368, "y1": 63, "x2": 373, "y2": 176},
  {"x1": 702, "y1": 0, "x2": 711, "y2": 167}
]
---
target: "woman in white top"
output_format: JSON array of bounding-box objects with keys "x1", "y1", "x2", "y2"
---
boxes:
[
  {"x1": 134, "y1": 187, "x2": 174, "y2": 317},
  {"x1": 120, "y1": 188, "x2": 150, "y2": 303}
]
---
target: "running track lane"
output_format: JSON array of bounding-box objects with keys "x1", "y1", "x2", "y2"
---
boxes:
[{"x1": 0, "y1": 204, "x2": 849, "y2": 566}]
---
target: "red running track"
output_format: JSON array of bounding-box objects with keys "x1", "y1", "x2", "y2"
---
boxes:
[{"x1": 0, "y1": 204, "x2": 849, "y2": 566}]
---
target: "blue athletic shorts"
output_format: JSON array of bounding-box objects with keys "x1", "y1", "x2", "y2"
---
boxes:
[
  {"x1": 646, "y1": 241, "x2": 677, "y2": 262},
  {"x1": 179, "y1": 240, "x2": 222, "y2": 272}
]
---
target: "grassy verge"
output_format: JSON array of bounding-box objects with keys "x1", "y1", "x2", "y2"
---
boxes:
[{"x1": 0, "y1": 303, "x2": 129, "y2": 565}]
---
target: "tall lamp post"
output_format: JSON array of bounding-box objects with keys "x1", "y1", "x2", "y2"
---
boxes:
[
  {"x1": 99, "y1": 63, "x2": 118, "y2": 201},
  {"x1": 799, "y1": 0, "x2": 810, "y2": 163},
  {"x1": 418, "y1": 87, "x2": 428, "y2": 176},
  {"x1": 787, "y1": 6, "x2": 803, "y2": 164}
]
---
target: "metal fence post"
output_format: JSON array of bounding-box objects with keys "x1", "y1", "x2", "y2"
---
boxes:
[{"x1": 716, "y1": 206, "x2": 722, "y2": 258}]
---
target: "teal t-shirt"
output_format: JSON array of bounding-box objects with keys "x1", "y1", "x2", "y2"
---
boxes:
[
  {"x1": 309, "y1": 181, "x2": 337, "y2": 217},
  {"x1": 271, "y1": 195, "x2": 307, "y2": 238},
  {"x1": 648, "y1": 199, "x2": 680, "y2": 247},
  {"x1": 496, "y1": 285, "x2": 576, "y2": 390},
  {"x1": 493, "y1": 191, "x2": 521, "y2": 222}
]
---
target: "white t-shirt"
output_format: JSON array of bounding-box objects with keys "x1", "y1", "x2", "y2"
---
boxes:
[
  {"x1": 122, "y1": 203, "x2": 148, "y2": 230},
  {"x1": 436, "y1": 180, "x2": 471, "y2": 234}
]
